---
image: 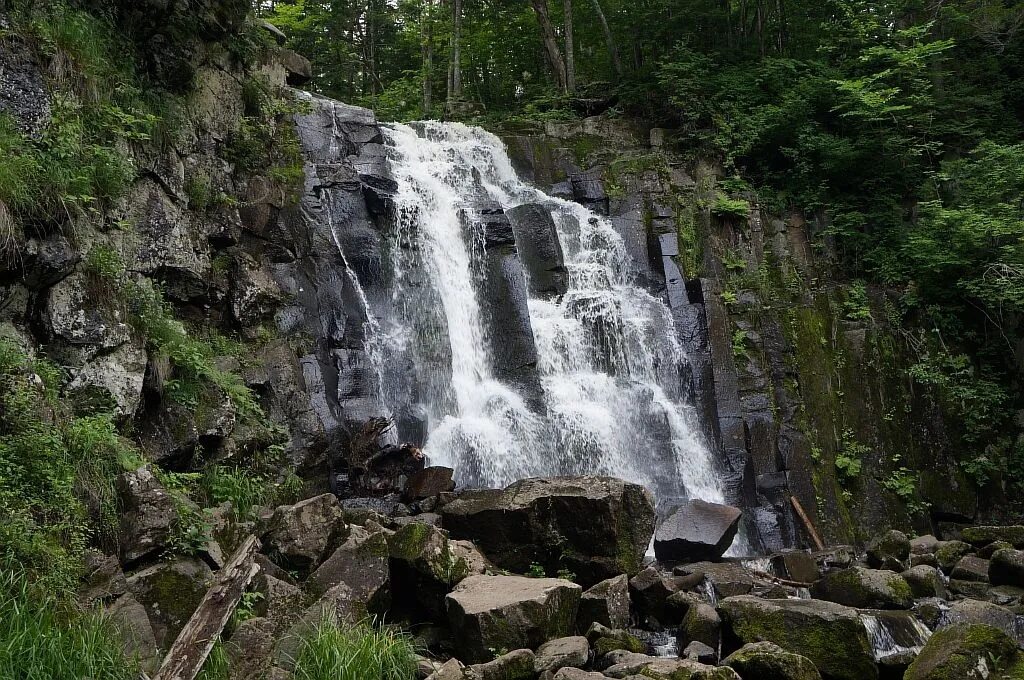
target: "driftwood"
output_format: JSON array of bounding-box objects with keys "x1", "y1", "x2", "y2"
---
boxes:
[
  {"x1": 790, "y1": 495, "x2": 825, "y2": 551},
  {"x1": 152, "y1": 535, "x2": 261, "y2": 680},
  {"x1": 747, "y1": 568, "x2": 816, "y2": 588}
]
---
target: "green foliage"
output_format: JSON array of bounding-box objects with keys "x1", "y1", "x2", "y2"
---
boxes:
[
  {"x1": 196, "y1": 638, "x2": 230, "y2": 680},
  {"x1": 200, "y1": 465, "x2": 270, "y2": 519},
  {"x1": 732, "y1": 329, "x2": 749, "y2": 359},
  {"x1": 0, "y1": 564, "x2": 138, "y2": 680},
  {"x1": 526, "y1": 562, "x2": 546, "y2": 578},
  {"x1": 712, "y1": 195, "x2": 750, "y2": 219},
  {"x1": 835, "y1": 428, "x2": 869, "y2": 488},
  {"x1": 556, "y1": 568, "x2": 577, "y2": 582},
  {"x1": 0, "y1": 340, "x2": 140, "y2": 591},
  {"x1": 842, "y1": 281, "x2": 873, "y2": 321},
  {"x1": 882, "y1": 465, "x2": 928, "y2": 514},
  {"x1": 290, "y1": 618, "x2": 418, "y2": 680}
]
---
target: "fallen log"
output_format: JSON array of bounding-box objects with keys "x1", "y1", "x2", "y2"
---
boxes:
[
  {"x1": 152, "y1": 534, "x2": 261, "y2": 680},
  {"x1": 790, "y1": 495, "x2": 825, "y2": 551}
]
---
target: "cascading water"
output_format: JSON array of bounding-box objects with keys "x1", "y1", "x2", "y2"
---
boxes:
[{"x1": 376, "y1": 120, "x2": 727, "y2": 513}]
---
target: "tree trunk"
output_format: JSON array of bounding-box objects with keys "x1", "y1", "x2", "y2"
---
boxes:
[
  {"x1": 530, "y1": 0, "x2": 568, "y2": 90},
  {"x1": 422, "y1": 0, "x2": 434, "y2": 115},
  {"x1": 588, "y1": 0, "x2": 623, "y2": 79},
  {"x1": 449, "y1": 0, "x2": 463, "y2": 102},
  {"x1": 564, "y1": 0, "x2": 576, "y2": 93}
]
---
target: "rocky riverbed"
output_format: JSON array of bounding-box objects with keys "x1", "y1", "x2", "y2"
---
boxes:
[{"x1": 95, "y1": 469, "x2": 1024, "y2": 680}]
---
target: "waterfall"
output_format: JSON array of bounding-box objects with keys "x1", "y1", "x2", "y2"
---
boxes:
[{"x1": 377, "y1": 121, "x2": 726, "y2": 511}]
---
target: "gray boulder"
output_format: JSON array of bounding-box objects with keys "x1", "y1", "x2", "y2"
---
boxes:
[
  {"x1": 263, "y1": 493, "x2": 347, "y2": 571},
  {"x1": 768, "y1": 550, "x2": 820, "y2": 583},
  {"x1": 441, "y1": 476, "x2": 655, "y2": 586},
  {"x1": 718, "y1": 595, "x2": 877, "y2": 680},
  {"x1": 961, "y1": 525, "x2": 1024, "y2": 548},
  {"x1": 388, "y1": 522, "x2": 476, "y2": 618},
  {"x1": 653, "y1": 500, "x2": 741, "y2": 562},
  {"x1": 578, "y1": 574, "x2": 630, "y2": 630},
  {"x1": 679, "y1": 601, "x2": 721, "y2": 652},
  {"x1": 403, "y1": 466, "x2": 455, "y2": 501},
  {"x1": 865, "y1": 530, "x2": 910, "y2": 570},
  {"x1": 534, "y1": 636, "x2": 589, "y2": 673},
  {"x1": 905, "y1": 623, "x2": 1024, "y2": 680},
  {"x1": 683, "y1": 640, "x2": 717, "y2": 664},
  {"x1": 723, "y1": 641, "x2": 822, "y2": 680},
  {"x1": 106, "y1": 593, "x2": 159, "y2": 673},
  {"x1": 126, "y1": 557, "x2": 213, "y2": 649},
  {"x1": 901, "y1": 564, "x2": 946, "y2": 598},
  {"x1": 910, "y1": 534, "x2": 939, "y2": 555},
  {"x1": 809, "y1": 567, "x2": 913, "y2": 609},
  {"x1": 989, "y1": 548, "x2": 1024, "y2": 587},
  {"x1": 602, "y1": 653, "x2": 740, "y2": 679},
  {"x1": 445, "y1": 574, "x2": 581, "y2": 663},
  {"x1": 306, "y1": 525, "x2": 390, "y2": 617},
  {"x1": 934, "y1": 540, "x2": 972, "y2": 572},
  {"x1": 941, "y1": 598, "x2": 1018, "y2": 639},
  {"x1": 466, "y1": 649, "x2": 535, "y2": 680},
  {"x1": 116, "y1": 466, "x2": 178, "y2": 564},
  {"x1": 951, "y1": 555, "x2": 990, "y2": 582}
]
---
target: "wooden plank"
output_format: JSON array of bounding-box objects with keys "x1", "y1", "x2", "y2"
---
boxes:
[
  {"x1": 152, "y1": 535, "x2": 261, "y2": 680},
  {"x1": 790, "y1": 495, "x2": 825, "y2": 551}
]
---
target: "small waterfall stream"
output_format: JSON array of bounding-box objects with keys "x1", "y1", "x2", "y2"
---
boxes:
[{"x1": 374, "y1": 121, "x2": 727, "y2": 512}]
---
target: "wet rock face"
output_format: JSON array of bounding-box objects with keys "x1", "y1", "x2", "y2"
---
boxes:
[
  {"x1": 723, "y1": 641, "x2": 823, "y2": 680},
  {"x1": 653, "y1": 500, "x2": 742, "y2": 562},
  {"x1": 507, "y1": 202, "x2": 568, "y2": 297},
  {"x1": 445, "y1": 574, "x2": 582, "y2": 663},
  {"x1": 440, "y1": 476, "x2": 656, "y2": 587}
]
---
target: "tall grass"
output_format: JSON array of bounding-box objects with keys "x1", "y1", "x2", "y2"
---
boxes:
[
  {"x1": 0, "y1": 565, "x2": 138, "y2": 680},
  {"x1": 291, "y1": 619, "x2": 418, "y2": 680}
]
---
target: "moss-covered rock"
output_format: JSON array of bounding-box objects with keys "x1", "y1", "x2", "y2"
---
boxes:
[
  {"x1": 718, "y1": 595, "x2": 877, "y2": 680},
  {"x1": 586, "y1": 622, "x2": 645, "y2": 656},
  {"x1": 865, "y1": 530, "x2": 910, "y2": 570},
  {"x1": 904, "y1": 623, "x2": 1024, "y2": 680},
  {"x1": 961, "y1": 526, "x2": 1024, "y2": 548},
  {"x1": 809, "y1": 567, "x2": 913, "y2": 609},
  {"x1": 723, "y1": 641, "x2": 822, "y2": 680},
  {"x1": 387, "y1": 522, "x2": 473, "y2": 619},
  {"x1": 934, "y1": 540, "x2": 973, "y2": 572}
]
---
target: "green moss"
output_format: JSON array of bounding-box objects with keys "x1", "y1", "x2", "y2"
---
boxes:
[
  {"x1": 386, "y1": 523, "x2": 433, "y2": 561},
  {"x1": 906, "y1": 624, "x2": 1020, "y2": 680},
  {"x1": 887, "y1": 574, "x2": 913, "y2": 602},
  {"x1": 593, "y1": 634, "x2": 645, "y2": 656}
]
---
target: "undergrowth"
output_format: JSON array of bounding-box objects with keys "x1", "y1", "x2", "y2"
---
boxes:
[{"x1": 291, "y1": 618, "x2": 419, "y2": 680}]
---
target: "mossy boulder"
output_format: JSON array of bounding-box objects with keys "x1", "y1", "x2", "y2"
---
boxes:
[
  {"x1": 809, "y1": 567, "x2": 913, "y2": 609},
  {"x1": 723, "y1": 641, "x2": 822, "y2": 680},
  {"x1": 126, "y1": 557, "x2": 213, "y2": 649},
  {"x1": 904, "y1": 623, "x2": 1024, "y2": 680},
  {"x1": 440, "y1": 476, "x2": 655, "y2": 587},
  {"x1": 306, "y1": 525, "x2": 390, "y2": 616},
  {"x1": 865, "y1": 530, "x2": 910, "y2": 570},
  {"x1": 680, "y1": 602, "x2": 721, "y2": 651},
  {"x1": 990, "y1": 548, "x2": 1024, "y2": 587},
  {"x1": 466, "y1": 648, "x2": 536, "y2": 680},
  {"x1": 585, "y1": 622, "x2": 645, "y2": 657},
  {"x1": 387, "y1": 522, "x2": 474, "y2": 618},
  {"x1": 445, "y1": 574, "x2": 582, "y2": 663},
  {"x1": 934, "y1": 540, "x2": 972, "y2": 572},
  {"x1": 602, "y1": 654, "x2": 741, "y2": 679},
  {"x1": 718, "y1": 595, "x2": 877, "y2": 680},
  {"x1": 961, "y1": 526, "x2": 1024, "y2": 548},
  {"x1": 901, "y1": 564, "x2": 946, "y2": 598},
  {"x1": 578, "y1": 574, "x2": 631, "y2": 630},
  {"x1": 262, "y1": 493, "x2": 348, "y2": 572}
]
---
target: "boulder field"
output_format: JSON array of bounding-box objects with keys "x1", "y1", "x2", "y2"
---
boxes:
[{"x1": 95, "y1": 472, "x2": 1024, "y2": 679}]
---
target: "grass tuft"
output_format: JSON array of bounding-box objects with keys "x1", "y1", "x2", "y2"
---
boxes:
[{"x1": 291, "y1": 618, "x2": 419, "y2": 680}]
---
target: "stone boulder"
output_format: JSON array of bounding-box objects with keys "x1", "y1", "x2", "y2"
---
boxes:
[
  {"x1": 683, "y1": 640, "x2": 717, "y2": 664},
  {"x1": 106, "y1": 593, "x2": 159, "y2": 673},
  {"x1": 905, "y1": 623, "x2": 1024, "y2": 680},
  {"x1": 126, "y1": 557, "x2": 213, "y2": 649},
  {"x1": 445, "y1": 574, "x2": 582, "y2": 663},
  {"x1": 769, "y1": 551, "x2": 820, "y2": 583},
  {"x1": 554, "y1": 670, "x2": 605, "y2": 680},
  {"x1": 629, "y1": 566, "x2": 685, "y2": 623},
  {"x1": 961, "y1": 525, "x2": 1024, "y2": 548},
  {"x1": 403, "y1": 466, "x2": 455, "y2": 501},
  {"x1": 507, "y1": 203, "x2": 568, "y2": 297},
  {"x1": 676, "y1": 561, "x2": 754, "y2": 599},
  {"x1": 951, "y1": 555, "x2": 990, "y2": 582},
  {"x1": 941, "y1": 598, "x2": 1018, "y2": 639},
  {"x1": 116, "y1": 466, "x2": 178, "y2": 564},
  {"x1": 989, "y1": 547, "x2": 1024, "y2": 586},
  {"x1": 440, "y1": 476, "x2": 655, "y2": 586},
  {"x1": 723, "y1": 641, "x2": 822, "y2": 680},
  {"x1": 388, "y1": 522, "x2": 475, "y2": 618},
  {"x1": 865, "y1": 530, "x2": 910, "y2": 570},
  {"x1": 262, "y1": 493, "x2": 347, "y2": 572},
  {"x1": 653, "y1": 500, "x2": 741, "y2": 562},
  {"x1": 809, "y1": 567, "x2": 913, "y2": 609},
  {"x1": 934, "y1": 540, "x2": 972, "y2": 572},
  {"x1": 679, "y1": 601, "x2": 721, "y2": 651},
  {"x1": 306, "y1": 525, "x2": 390, "y2": 618},
  {"x1": 601, "y1": 653, "x2": 740, "y2": 679},
  {"x1": 910, "y1": 534, "x2": 939, "y2": 555},
  {"x1": 534, "y1": 636, "x2": 589, "y2": 673},
  {"x1": 585, "y1": 623, "x2": 645, "y2": 657},
  {"x1": 901, "y1": 564, "x2": 946, "y2": 598},
  {"x1": 578, "y1": 574, "x2": 630, "y2": 630},
  {"x1": 718, "y1": 595, "x2": 877, "y2": 680},
  {"x1": 466, "y1": 649, "x2": 535, "y2": 680}
]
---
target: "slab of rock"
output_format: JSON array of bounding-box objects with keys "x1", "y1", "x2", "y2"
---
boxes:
[
  {"x1": 534, "y1": 636, "x2": 589, "y2": 673},
  {"x1": 602, "y1": 654, "x2": 739, "y2": 679},
  {"x1": 941, "y1": 598, "x2": 1018, "y2": 638},
  {"x1": 683, "y1": 640, "x2": 717, "y2": 664},
  {"x1": 116, "y1": 466, "x2": 178, "y2": 564},
  {"x1": 629, "y1": 566, "x2": 683, "y2": 623},
  {"x1": 934, "y1": 540, "x2": 973, "y2": 572},
  {"x1": 466, "y1": 649, "x2": 535, "y2": 680},
  {"x1": 910, "y1": 534, "x2": 939, "y2": 555},
  {"x1": 441, "y1": 476, "x2": 655, "y2": 586},
  {"x1": 989, "y1": 548, "x2": 1024, "y2": 587},
  {"x1": 263, "y1": 493, "x2": 347, "y2": 571},
  {"x1": 81, "y1": 551, "x2": 128, "y2": 603},
  {"x1": 126, "y1": 557, "x2": 213, "y2": 649},
  {"x1": 106, "y1": 593, "x2": 159, "y2": 673},
  {"x1": 769, "y1": 550, "x2": 820, "y2": 583},
  {"x1": 810, "y1": 567, "x2": 913, "y2": 609},
  {"x1": 403, "y1": 466, "x2": 455, "y2": 501},
  {"x1": 507, "y1": 203, "x2": 568, "y2": 297},
  {"x1": 446, "y1": 574, "x2": 582, "y2": 663},
  {"x1": 653, "y1": 500, "x2": 741, "y2": 562},
  {"x1": 961, "y1": 525, "x2": 1024, "y2": 548},
  {"x1": 901, "y1": 564, "x2": 946, "y2": 599},
  {"x1": 905, "y1": 623, "x2": 1024, "y2": 680},
  {"x1": 578, "y1": 574, "x2": 630, "y2": 630},
  {"x1": 951, "y1": 555, "x2": 990, "y2": 582},
  {"x1": 553, "y1": 669, "x2": 605, "y2": 680},
  {"x1": 426, "y1": 658, "x2": 466, "y2": 680},
  {"x1": 865, "y1": 530, "x2": 910, "y2": 570},
  {"x1": 389, "y1": 522, "x2": 475, "y2": 618},
  {"x1": 680, "y1": 601, "x2": 721, "y2": 650},
  {"x1": 676, "y1": 561, "x2": 754, "y2": 598},
  {"x1": 978, "y1": 540, "x2": 1013, "y2": 559},
  {"x1": 306, "y1": 525, "x2": 389, "y2": 618},
  {"x1": 718, "y1": 595, "x2": 877, "y2": 680},
  {"x1": 723, "y1": 641, "x2": 822, "y2": 680},
  {"x1": 585, "y1": 623, "x2": 645, "y2": 657}
]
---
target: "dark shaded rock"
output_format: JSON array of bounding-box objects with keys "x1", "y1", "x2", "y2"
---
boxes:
[
  {"x1": 629, "y1": 567, "x2": 682, "y2": 623},
  {"x1": 809, "y1": 567, "x2": 913, "y2": 609},
  {"x1": 934, "y1": 540, "x2": 972, "y2": 573},
  {"x1": 441, "y1": 476, "x2": 656, "y2": 586},
  {"x1": 961, "y1": 525, "x2": 1024, "y2": 548},
  {"x1": 948, "y1": 578, "x2": 990, "y2": 598},
  {"x1": 126, "y1": 557, "x2": 212, "y2": 649},
  {"x1": 866, "y1": 530, "x2": 910, "y2": 570},
  {"x1": 723, "y1": 641, "x2": 822, "y2": 680},
  {"x1": 718, "y1": 595, "x2": 877, "y2": 680},
  {"x1": 941, "y1": 599, "x2": 1018, "y2": 638},
  {"x1": 654, "y1": 500, "x2": 741, "y2": 563},
  {"x1": 578, "y1": 574, "x2": 630, "y2": 630},
  {"x1": 81, "y1": 552, "x2": 128, "y2": 604},
  {"x1": 225, "y1": 616, "x2": 278, "y2": 680},
  {"x1": 769, "y1": 550, "x2": 820, "y2": 583},
  {"x1": 901, "y1": 564, "x2": 946, "y2": 598},
  {"x1": 404, "y1": 466, "x2": 455, "y2": 501},
  {"x1": 507, "y1": 203, "x2": 568, "y2": 296},
  {"x1": 106, "y1": 593, "x2": 160, "y2": 673},
  {"x1": 585, "y1": 622, "x2": 645, "y2": 657},
  {"x1": 388, "y1": 522, "x2": 476, "y2": 618},
  {"x1": 569, "y1": 168, "x2": 608, "y2": 213},
  {"x1": 680, "y1": 601, "x2": 721, "y2": 651},
  {"x1": 306, "y1": 526, "x2": 390, "y2": 618},
  {"x1": 977, "y1": 540, "x2": 1013, "y2": 559},
  {"x1": 910, "y1": 534, "x2": 939, "y2": 555},
  {"x1": 951, "y1": 555, "x2": 990, "y2": 582},
  {"x1": 683, "y1": 640, "x2": 717, "y2": 664},
  {"x1": 989, "y1": 548, "x2": 1024, "y2": 587},
  {"x1": 446, "y1": 574, "x2": 581, "y2": 663},
  {"x1": 263, "y1": 493, "x2": 347, "y2": 572},
  {"x1": 811, "y1": 546, "x2": 855, "y2": 571},
  {"x1": 905, "y1": 623, "x2": 1024, "y2": 680},
  {"x1": 0, "y1": 37, "x2": 50, "y2": 138},
  {"x1": 676, "y1": 561, "x2": 754, "y2": 599},
  {"x1": 116, "y1": 466, "x2": 178, "y2": 564},
  {"x1": 279, "y1": 48, "x2": 312, "y2": 86},
  {"x1": 534, "y1": 636, "x2": 589, "y2": 673},
  {"x1": 465, "y1": 649, "x2": 535, "y2": 680}
]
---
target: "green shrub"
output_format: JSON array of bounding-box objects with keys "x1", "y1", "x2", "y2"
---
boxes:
[
  {"x1": 200, "y1": 465, "x2": 270, "y2": 519},
  {"x1": 0, "y1": 563, "x2": 138, "y2": 680},
  {"x1": 711, "y1": 195, "x2": 750, "y2": 219},
  {"x1": 291, "y1": 619, "x2": 418, "y2": 680}
]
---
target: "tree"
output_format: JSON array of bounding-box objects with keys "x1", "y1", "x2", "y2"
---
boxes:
[{"x1": 530, "y1": 0, "x2": 568, "y2": 91}]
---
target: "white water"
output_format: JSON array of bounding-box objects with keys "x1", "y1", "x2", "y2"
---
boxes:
[
  {"x1": 861, "y1": 613, "x2": 932, "y2": 662},
  {"x1": 379, "y1": 121, "x2": 726, "y2": 510}
]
